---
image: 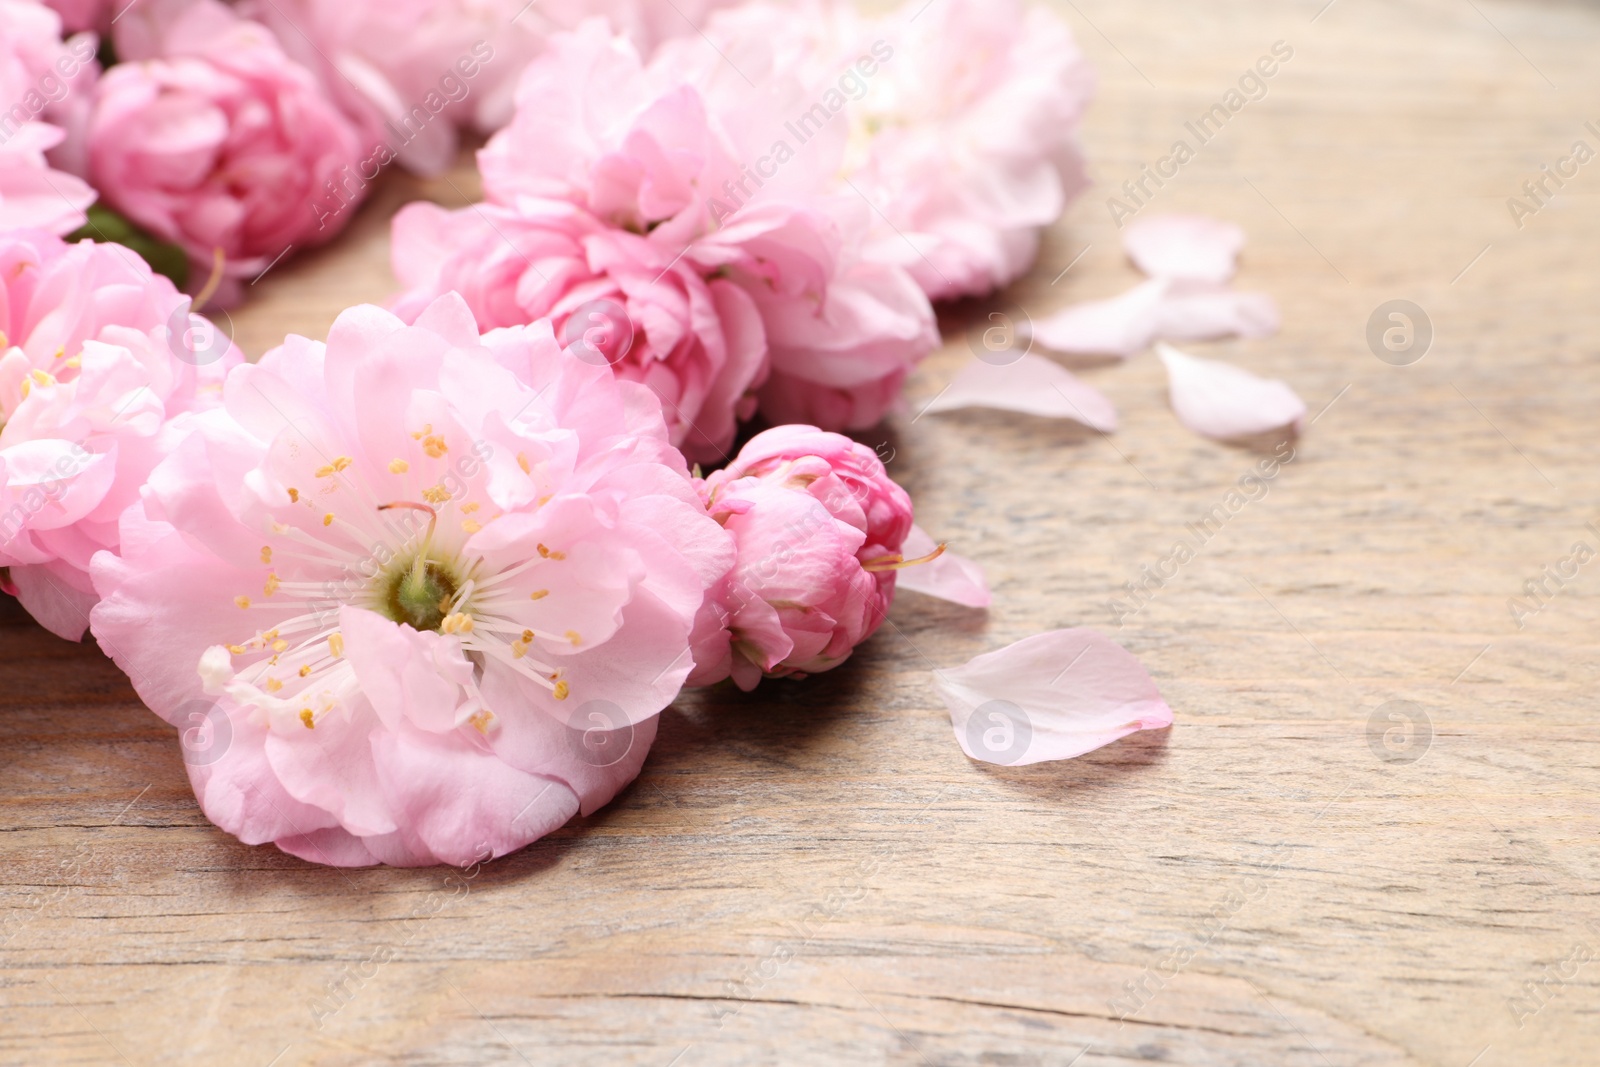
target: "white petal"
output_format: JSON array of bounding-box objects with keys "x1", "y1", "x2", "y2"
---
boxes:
[
  {"x1": 1028, "y1": 279, "x2": 1167, "y2": 357},
  {"x1": 1156, "y1": 281, "x2": 1280, "y2": 342},
  {"x1": 1123, "y1": 214, "x2": 1246, "y2": 283},
  {"x1": 936, "y1": 629, "x2": 1173, "y2": 766},
  {"x1": 1157, "y1": 342, "x2": 1306, "y2": 440},
  {"x1": 925, "y1": 353, "x2": 1116, "y2": 432},
  {"x1": 895, "y1": 524, "x2": 990, "y2": 609}
]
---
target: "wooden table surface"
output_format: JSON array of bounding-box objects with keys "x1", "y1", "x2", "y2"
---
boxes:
[{"x1": 5, "y1": 1, "x2": 1599, "y2": 1064}]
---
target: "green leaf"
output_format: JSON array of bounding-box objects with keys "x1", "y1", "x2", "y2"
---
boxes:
[{"x1": 68, "y1": 204, "x2": 190, "y2": 290}]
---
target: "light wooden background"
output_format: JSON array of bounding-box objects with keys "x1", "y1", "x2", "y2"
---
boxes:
[{"x1": 5, "y1": 0, "x2": 1599, "y2": 1063}]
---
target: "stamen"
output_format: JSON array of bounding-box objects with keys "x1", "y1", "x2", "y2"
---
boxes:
[{"x1": 862, "y1": 543, "x2": 948, "y2": 572}]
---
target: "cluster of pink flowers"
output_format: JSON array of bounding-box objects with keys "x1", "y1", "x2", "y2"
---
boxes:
[
  {"x1": 391, "y1": 0, "x2": 1093, "y2": 456},
  {"x1": 0, "y1": 0, "x2": 1194, "y2": 872}
]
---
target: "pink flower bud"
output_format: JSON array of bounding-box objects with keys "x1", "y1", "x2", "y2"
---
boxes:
[{"x1": 692, "y1": 425, "x2": 914, "y2": 690}]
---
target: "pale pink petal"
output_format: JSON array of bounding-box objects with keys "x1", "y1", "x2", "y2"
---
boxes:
[
  {"x1": 9, "y1": 561, "x2": 98, "y2": 640},
  {"x1": 894, "y1": 524, "x2": 991, "y2": 609},
  {"x1": 1123, "y1": 214, "x2": 1245, "y2": 283},
  {"x1": 925, "y1": 353, "x2": 1116, "y2": 432},
  {"x1": 1155, "y1": 281, "x2": 1280, "y2": 342},
  {"x1": 1028, "y1": 279, "x2": 1165, "y2": 357},
  {"x1": 1157, "y1": 342, "x2": 1306, "y2": 440},
  {"x1": 936, "y1": 629, "x2": 1172, "y2": 765}
]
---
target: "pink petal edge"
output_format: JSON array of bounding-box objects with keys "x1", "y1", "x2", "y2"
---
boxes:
[
  {"x1": 1157, "y1": 342, "x2": 1306, "y2": 440},
  {"x1": 895, "y1": 524, "x2": 991, "y2": 609},
  {"x1": 1122, "y1": 214, "x2": 1246, "y2": 284},
  {"x1": 924, "y1": 353, "x2": 1117, "y2": 432},
  {"x1": 935, "y1": 628, "x2": 1173, "y2": 766}
]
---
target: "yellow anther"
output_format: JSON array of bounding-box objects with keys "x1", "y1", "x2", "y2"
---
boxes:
[
  {"x1": 227, "y1": 644, "x2": 246, "y2": 655},
  {"x1": 422, "y1": 484, "x2": 450, "y2": 505},
  {"x1": 234, "y1": 596, "x2": 251, "y2": 609},
  {"x1": 548, "y1": 550, "x2": 566, "y2": 560},
  {"x1": 260, "y1": 546, "x2": 272, "y2": 564},
  {"x1": 410, "y1": 423, "x2": 432, "y2": 441},
  {"x1": 461, "y1": 502, "x2": 480, "y2": 514},
  {"x1": 461, "y1": 519, "x2": 482, "y2": 535},
  {"x1": 537, "y1": 543, "x2": 551, "y2": 558},
  {"x1": 30, "y1": 368, "x2": 53, "y2": 387},
  {"x1": 299, "y1": 709, "x2": 315, "y2": 729},
  {"x1": 263, "y1": 574, "x2": 281, "y2": 597},
  {"x1": 422, "y1": 435, "x2": 448, "y2": 458},
  {"x1": 389, "y1": 459, "x2": 409, "y2": 474},
  {"x1": 552, "y1": 680, "x2": 570, "y2": 701},
  {"x1": 441, "y1": 613, "x2": 474, "y2": 635},
  {"x1": 328, "y1": 633, "x2": 345, "y2": 658},
  {"x1": 517, "y1": 452, "x2": 531, "y2": 474},
  {"x1": 529, "y1": 589, "x2": 548, "y2": 600},
  {"x1": 63, "y1": 357, "x2": 80, "y2": 370},
  {"x1": 520, "y1": 629, "x2": 535, "y2": 643},
  {"x1": 262, "y1": 629, "x2": 280, "y2": 642},
  {"x1": 469, "y1": 709, "x2": 494, "y2": 734},
  {"x1": 511, "y1": 641, "x2": 529, "y2": 660},
  {"x1": 264, "y1": 678, "x2": 284, "y2": 693},
  {"x1": 299, "y1": 665, "x2": 312, "y2": 677},
  {"x1": 287, "y1": 487, "x2": 300, "y2": 502},
  {"x1": 271, "y1": 639, "x2": 288, "y2": 654},
  {"x1": 323, "y1": 513, "x2": 334, "y2": 527},
  {"x1": 565, "y1": 630, "x2": 582, "y2": 647}
]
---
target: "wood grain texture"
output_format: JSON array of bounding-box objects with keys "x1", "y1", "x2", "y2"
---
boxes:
[{"x1": 4, "y1": 0, "x2": 1599, "y2": 1064}]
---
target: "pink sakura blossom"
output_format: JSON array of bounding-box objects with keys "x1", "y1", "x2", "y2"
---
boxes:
[
  {"x1": 0, "y1": 228, "x2": 241, "y2": 639},
  {"x1": 0, "y1": 0, "x2": 99, "y2": 232},
  {"x1": 471, "y1": 19, "x2": 937, "y2": 436},
  {"x1": 654, "y1": 0, "x2": 1094, "y2": 302},
  {"x1": 89, "y1": 293, "x2": 735, "y2": 867},
  {"x1": 238, "y1": 0, "x2": 507, "y2": 177},
  {"x1": 389, "y1": 198, "x2": 767, "y2": 464},
  {"x1": 89, "y1": 0, "x2": 366, "y2": 304},
  {"x1": 243, "y1": 0, "x2": 745, "y2": 179},
  {"x1": 691, "y1": 425, "x2": 913, "y2": 690}
]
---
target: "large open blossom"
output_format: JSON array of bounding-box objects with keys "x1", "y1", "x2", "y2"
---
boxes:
[
  {"x1": 654, "y1": 0, "x2": 1094, "y2": 301},
  {"x1": 89, "y1": 293, "x2": 735, "y2": 867},
  {"x1": 471, "y1": 20, "x2": 937, "y2": 436},
  {"x1": 89, "y1": 0, "x2": 366, "y2": 303},
  {"x1": 390, "y1": 197, "x2": 767, "y2": 463},
  {"x1": 692, "y1": 425, "x2": 912, "y2": 690},
  {"x1": 1, "y1": 0, "x2": 99, "y2": 232},
  {"x1": 0, "y1": 229, "x2": 239, "y2": 639}
]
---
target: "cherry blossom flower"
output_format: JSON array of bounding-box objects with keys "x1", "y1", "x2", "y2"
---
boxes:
[
  {"x1": 0, "y1": 0, "x2": 99, "y2": 232},
  {"x1": 89, "y1": 293, "x2": 736, "y2": 866},
  {"x1": 473, "y1": 19, "x2": 937, "y2": 436},
  {"x1": 0, "y1": 228, "x2": 241, "y2": 638},
  {"x1": 389, "y1": 197, "x2": 767, "y2": 464},
  {"x1": 89, "y1": 0, "x2": 366, "y2": 304},
  {"x1": 692, "y1": 424, "x2": 914, "y2": 690}
]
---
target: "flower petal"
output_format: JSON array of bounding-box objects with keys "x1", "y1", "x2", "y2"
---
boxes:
[
  {"x1": 1157, "y1": 342, "x2": 1306, "y2": 440},
  {"x1": 1123, "y1": 214, "x2": 1245, "y2": 283},
  {"x1": 925, "y1": 353, "x2": 1116, "y2": 431},
  {"x1": 894, "y1": 524, "x2": 991, "y2": 609},
  {"x1": 935, "y1": 629, "x2": 1172, "y2": 765},
  {"x1": 1155, "y1": 282, "x2": 1280, "y2": 342},
  {"x1": 1028, "y1": 278, "x2": 1165, "y2": 357}
]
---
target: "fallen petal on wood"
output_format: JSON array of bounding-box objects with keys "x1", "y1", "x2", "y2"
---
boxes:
[
  {"x1": 925, "y1": 353, "x2": 1117, "y2": 432},
  {"x1": 935, "y1": 629, "x2": 1173, "y2": 766},
  {"x1": 1157, "y1": 342, "x2": 1306, "y2": 441},
  {"x1": 1123, "y1": 213, "x2": 1246, "y2": 283}
]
